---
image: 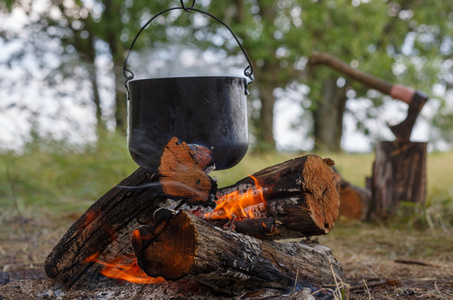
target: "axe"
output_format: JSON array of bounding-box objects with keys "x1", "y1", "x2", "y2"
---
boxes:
[{"x1": 309, "y1": 51, "x2": 428, "y2": 140}]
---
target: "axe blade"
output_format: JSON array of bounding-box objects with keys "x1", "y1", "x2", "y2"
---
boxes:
[{"x1": 389, "y1": 91, "x2": 428, "y2": 140}]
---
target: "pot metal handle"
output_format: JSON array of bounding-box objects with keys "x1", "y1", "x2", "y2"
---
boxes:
[{"x1": 123, "y1": 0, "x2": 254, "y2": 99}]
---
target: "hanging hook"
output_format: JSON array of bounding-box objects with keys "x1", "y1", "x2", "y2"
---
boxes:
[{"x1": 180, "y1": 0, "x2": 196, "y2": 12}]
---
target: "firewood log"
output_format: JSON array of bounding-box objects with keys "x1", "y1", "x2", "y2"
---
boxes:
[
  {"x1": 206, "y1": 155, "x2": 340, "y2": 238},
  {"x1": 44, "y1": 137, "x2": 216, "y2": 289},
  {"x1": 333, "y1": 167, "x2": 372, "y2": 221},
  {"x1": 133, "y1": 209, "x2": 343, "y2": 296}
]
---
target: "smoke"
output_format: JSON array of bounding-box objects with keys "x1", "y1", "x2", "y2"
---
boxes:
[
  {"x1": 117, "y1": 178, "x2": 215, "y2": 202},
  {"x1": 126, "y1": 44, "x2": 247, "y2": 80},
  {"x1": 127, "y1": 127, "x2": 165, "y2": 166}
]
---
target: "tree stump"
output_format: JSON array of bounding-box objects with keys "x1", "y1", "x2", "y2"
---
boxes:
[{"x1": 369, "y1": 140, "x2": 427, "y2": 219}]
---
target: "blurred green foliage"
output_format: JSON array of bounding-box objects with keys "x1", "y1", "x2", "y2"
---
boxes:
[{"x1": 1, "y1": 0, "x2": 452, "y2": 152}]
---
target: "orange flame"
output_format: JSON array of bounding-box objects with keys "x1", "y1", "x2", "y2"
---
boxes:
[
  {"x1": 84, "y1": 252, "x2": 165, "y2": 284},
  {"x1": 205, "y1": 175, "x2": 266, "y2": 220}
]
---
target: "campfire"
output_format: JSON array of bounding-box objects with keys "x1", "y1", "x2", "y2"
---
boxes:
[
  {"x1": 43, "y1": 2, "x2": 342, "y2": 296},
  {"x1": 44, "y1": 137, "x2": 342, "y2": 297}
]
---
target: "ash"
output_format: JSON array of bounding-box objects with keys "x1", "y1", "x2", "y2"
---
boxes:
[{"x1": 0, "y1": 277, "x2": 335, "y2": 300}]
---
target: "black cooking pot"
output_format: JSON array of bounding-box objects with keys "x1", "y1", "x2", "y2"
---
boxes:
[
  {"x1": 128, "y1": 76, "x2": 249, "y2": 169},
  {"x1": 123, "y1": 1, "x2": 254, "y2": 170}
]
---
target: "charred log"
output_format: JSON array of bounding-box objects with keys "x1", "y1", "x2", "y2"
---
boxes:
[{"x1": 133, "y1": 209, "x2": 343, "y2": 296}]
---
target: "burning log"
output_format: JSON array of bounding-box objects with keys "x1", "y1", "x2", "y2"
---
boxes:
[
  {"x1": 133, "y1": 209, "x2": 343, "y2": 296},
  {"x1": 206, "y1": 155, "x2": 340, "y2": 239},
  {"x1": 44, "y1": 137, "x2": 217, "y2": 288}
]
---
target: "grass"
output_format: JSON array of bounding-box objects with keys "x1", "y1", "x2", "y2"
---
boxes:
[
  {"x1": 1, "y1": 135, "x2": 452, "y2": 226},
  {"x1": 0, "y1": 135, "x2": 137, "y2": 219}
]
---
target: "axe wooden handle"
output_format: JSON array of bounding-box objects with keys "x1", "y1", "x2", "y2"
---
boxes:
[{"x1": 309, "y1": 51, "x2": 415, "y2": 104}]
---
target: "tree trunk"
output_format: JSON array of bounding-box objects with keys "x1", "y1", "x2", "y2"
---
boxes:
[
  {"x1": 133, "y1": 210, "x2": 343, "y2": 296},
  {"x1": 103, "y1": 0, "x2": 127, "y2": 133},
  {"x1": 89, "y1": 69, "x2": 103, "y2": 130},
  {"x1": 66, "y1": 15, "x2": 106, "y2": 133},
  {"x1": 369, "y1": 140, "x2": 427, "y2": 219},
  {"x1": 251, "y1": 2, "x2": 279, "y2": 151},
  {"x1": 114, "y1": 69, "x2": 127, "y2": 133},
  {"x1": 85, "y1": 33, "x2": 105, "y2": 132},
  {"x1": 257, "y1": 82, "x2": 277, "y2": 150},
  {"x1": 207, "y1": 155, "x2": 340, "y2": 238},
  {"x1": 313, "y1": 77, "x2": 347, "y2": 152},
  {"x1": 44, "y1": 138, "x2": 216, "y2": 289}
]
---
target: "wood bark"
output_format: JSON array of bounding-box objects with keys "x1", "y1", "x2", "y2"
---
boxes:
[
  {"x1": 207, "y1": 155, "x2": 340, "y2": 239},
  {"x1": 369, "y1": 140, "x2": 427, "y2": 219},
  {"x1": 133, "y1": 210, "x2": 343, "y2": 296},
  {"x1": 44, "y1": 137, "x2": 216, "y2": 289}
]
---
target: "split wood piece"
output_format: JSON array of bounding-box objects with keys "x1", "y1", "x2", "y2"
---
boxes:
[
  {"x1": 369, "y1": 140, "x2": 427, "y2": 219},
  {"x1": 206, "y1": 155, "x2": 340, "y2": 238},
  {"x1": 333, "y1": 167, "x2": 371, "y2": 221},
  {"x1": 44, "y1": 137, "x2": 216, "y2": 289},
  {"x1": 133, "y1": 209, "x2": 343, "y2": 296}
]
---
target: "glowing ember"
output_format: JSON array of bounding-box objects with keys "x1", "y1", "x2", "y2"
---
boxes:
[
  {"x1": 205, "y1": 175, "x2": 266, "y2": 220},
  {"x1": 84, "y1": 252, "x2": 165, "y2": 284}
]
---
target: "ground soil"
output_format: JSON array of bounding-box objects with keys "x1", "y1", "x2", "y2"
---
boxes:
[{"x1": 1, "y1": 214, "x2": 452, "y2": 299}]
